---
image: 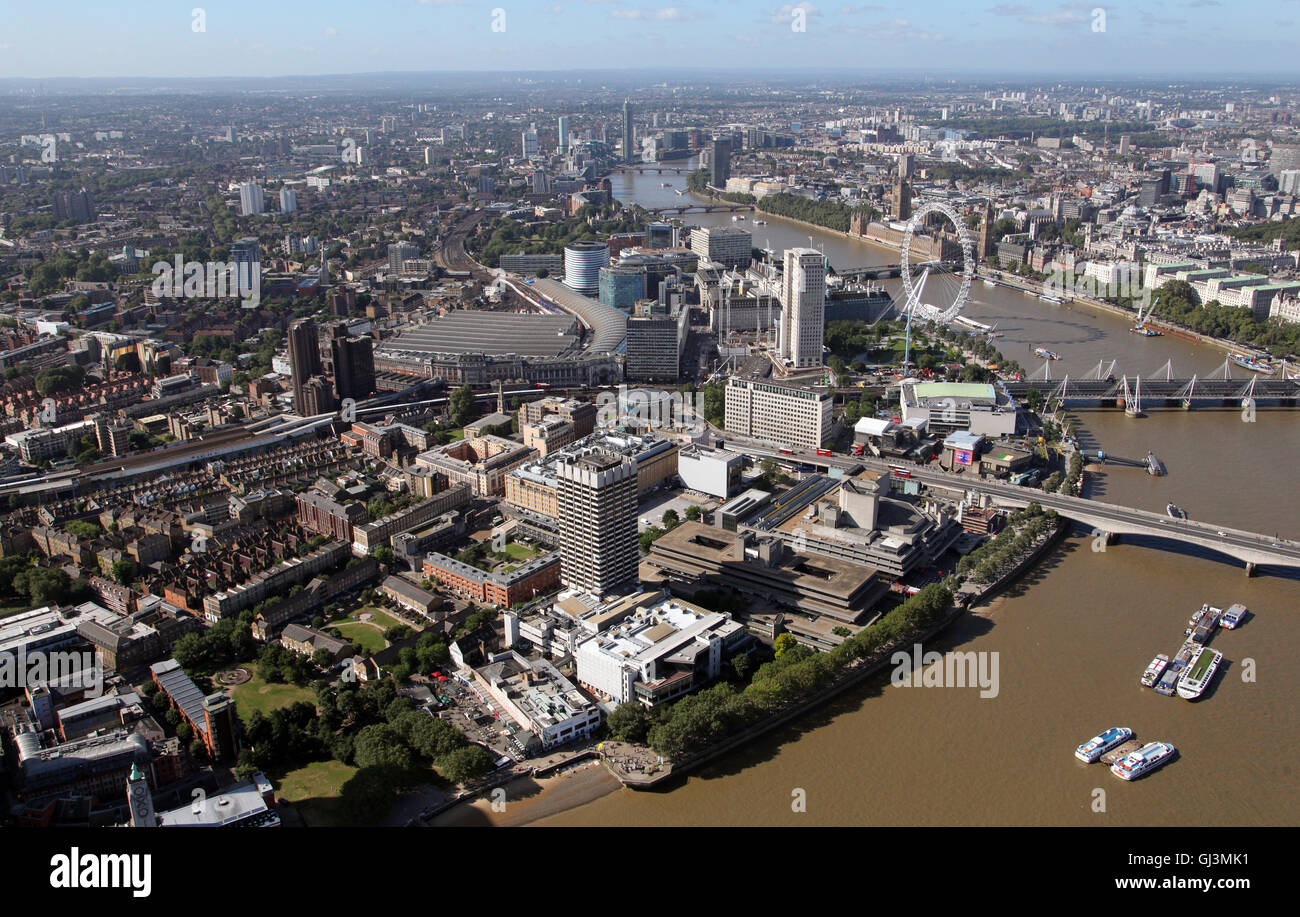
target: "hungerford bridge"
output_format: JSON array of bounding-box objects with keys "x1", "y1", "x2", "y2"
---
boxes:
[{"x1": 1003, "y1": 358, "x2": 1300, "y2": 411}]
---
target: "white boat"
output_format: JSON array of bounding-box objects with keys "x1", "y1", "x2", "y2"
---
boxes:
[
  {"x1": 1229, "y1": 353, "x2": 1276, "y2": 375},
  {"x1": 1039, "y1": 294, "x2": 1065, "y2": 304},
  {"x1": 754, "y1": 219, "x2": 767, "y2": 225},
  {"x1": 1220, "y1": 603, "x2": 1246, "y2": 629},
  {"x1": 1110, "y1": 741, "x2": 1177, "y2": 780},
  {"x1": 1034, "y1": 347, "x2": 1062, "y2": 361},
  {"x1": 732, "y1": 215, "x2": 746, "y2": 221},
  {"x1": 1177, "y1": 646, "x2": 1222, "y2": 700},
  {"x1": 1075, "y1": 726, "x2": 1135, "y2": 763}
]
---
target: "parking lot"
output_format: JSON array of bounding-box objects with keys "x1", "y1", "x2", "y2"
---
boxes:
[{"x1": 636, "y1": 487, "x2": 716, "y2": 532}]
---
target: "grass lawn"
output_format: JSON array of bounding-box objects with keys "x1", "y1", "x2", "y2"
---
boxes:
[
  {"x1": 336, "y1": 606, "x2": 401, "y2": 630},
  {"x1": 499, "y1": 542, "x2": 540, "y2": 562},
  {"x1": 276, "y1": 760, "x2": 357, "y2": 828},
  {"x1": 0, "y1": 605, "x2": 32, "y2": 619},
  {"x1": 230, "y1": 663, "x2": 317, "y2": 719},
  {"x1": 334, "y1": 622, "x2": 387, "y2": 654}
]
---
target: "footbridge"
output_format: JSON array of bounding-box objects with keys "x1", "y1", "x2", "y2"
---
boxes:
[{"x1": 1006, "y1": 358, "x2": 1300, "y2": 410}]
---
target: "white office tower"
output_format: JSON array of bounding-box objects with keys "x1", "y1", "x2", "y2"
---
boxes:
[
  {"x1": 424, "y1": 146, "x2": 433, "y2": 165},
  {"x1": 563, "y1": 241, "x2": 609, "y2": 295},
  {"x1": 780, "y1": 247, "x2": 826, "y2": 368},
  {"x1": 239, "y1": 182, "x2": 264, "y2": 216},
  {"x1": 555, "y1": 450, "x2": 638, "y2": 597},
  {"x1": 522, "y1": 124, "x2": 540, "y2": 160},
  {"x1": 558, "y1": 115, "x2": 570, "y2": 154},
  {"x1": 279, "y1": 187, "x2": 297, "y2": 214}
]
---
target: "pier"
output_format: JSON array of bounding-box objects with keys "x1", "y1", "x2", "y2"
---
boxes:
[{"x1": 1083, "y1": 450, "x2": 1166, "y2": 475}]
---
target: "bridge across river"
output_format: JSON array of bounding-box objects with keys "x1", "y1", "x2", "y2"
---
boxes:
[
  {"x1": 716, "y1": 436, "x2": 1300, "y2": 575},
  {"x1": 1004, "y1": 376, "x2": 1300, "y2": 408},
  {"x1": 646, "y1": 203, "x2": 754, "y2": 216}
]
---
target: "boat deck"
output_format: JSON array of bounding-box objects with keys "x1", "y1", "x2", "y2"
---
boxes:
[{"x1": 1100, "y1": 740, "x2": 1145, "y2": 766}]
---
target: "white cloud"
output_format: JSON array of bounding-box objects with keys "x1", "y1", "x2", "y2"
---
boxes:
[{"x1": 611, "y1": 7, "x2": 706, "y2": 21}]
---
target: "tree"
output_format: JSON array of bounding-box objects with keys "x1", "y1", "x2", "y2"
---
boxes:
[
  {"x1": 448, "y1": 384, "x2": 477, "y2": 427},
  {"x1": 353, "y1": 724, "x2": 415, "y2": 771},
  {"x1": 685, "y1": 504, "x2": 702, "y2": 522},
  {"x1": 111, "y1": 559, "x2": 138, "y2": 586},
  {"x1": 661, "y1": 509, "x2": 680, "y2": 529},
  {"x1": 774, "y1": 634, "x2": 799, "y2": 657},
  {"x1": 606, "y1": 702, "x2": 650, "y2": 743},
  {"x1": 374, "y1": 545, "x2": 395, "y2": 567},
  {"x1": 439, "y1": 744, "x2": 494, "y2": 785}
]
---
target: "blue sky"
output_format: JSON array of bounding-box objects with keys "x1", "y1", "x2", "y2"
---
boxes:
[{"x1": 2, "y1": 0, "x2": 1299, "y2": 79}]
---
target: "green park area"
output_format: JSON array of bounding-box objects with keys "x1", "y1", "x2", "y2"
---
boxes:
[
  {"x1": 276, "y1": 760, "x2": 358, "y2": 828},
  {"x1": 230, "y1": 663, "x2": 317, "y2": 719}
]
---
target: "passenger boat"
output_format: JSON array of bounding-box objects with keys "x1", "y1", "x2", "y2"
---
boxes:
[
  {"x1": 1141, "y1": 654, "x2": 1170, "y2": 687},
  {"x1": 1177, "y1": 646, "x2": 1222, "y2": 700},
  {"x1": 1039, "y1": 294, "x2": 1065, "y2": 304},
  {"x1": 1229, "y1": 353, "x2": 1277, "y2": 375},
  {"x1": 1166, "y1": 503, "x2": 1186, "y2": 519},
  {"x1": 1034, "y1": 347, "x2": 1062, "y2": 360},
  {"x1": 982, "y1": 279, "x2": 997, "y2": 288},
  {"x1": 732, "y1": 215, "x2": 745, "y2": 221},
  {"x1": 754, "y1": 219, "x2": 767, "y2": 225},
  {"x1": 1220, "y1": 603, "x2": 1246, "y2": 630},
  {"x1": 1110, "y1": 741, "x2": 1177, "y2": 780},
  {"x1": 1076, "y1": 727, "x2": 1135, "y2": 763},
  {"x1": 1131, "y1": 325, "x2": 1162, "y2": 336},
  {"x1": 661, "y1": 182, "x2": 672, "y2": 187}
]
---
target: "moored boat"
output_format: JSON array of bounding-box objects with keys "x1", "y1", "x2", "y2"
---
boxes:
[
  {"x1": 1177, "y1": 646, "x2": 1222, "y2": 700},
  {"x1": 1220, "y1": 603, "x2": 1246, "y2": 629},
  {"x1": 1034, "y1": 346, "x2": 1061, "y2": 360},
  {"x1": 1141, "y1": 654, "x2": 1169, "y2": 687},
  {"x1": 1110, "y1": 741, "x2": 1177, "y2": 780},
  {"x1": 1076, "y1": 727, "x2": 1135, "y2": 763}
]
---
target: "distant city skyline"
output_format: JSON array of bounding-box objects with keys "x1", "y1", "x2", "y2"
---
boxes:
[{"x1": 2, "y1": 1, "x2": 1300, "y2": 81}]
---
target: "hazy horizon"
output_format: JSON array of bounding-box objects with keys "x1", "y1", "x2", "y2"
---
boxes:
[{"x1": 3, "y1": 0, "x2": 1299, "y2": 82}]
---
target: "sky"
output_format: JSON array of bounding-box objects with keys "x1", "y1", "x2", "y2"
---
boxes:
[{"x1": 1, "y1": 0, "x2": 1299, "y2": 80}]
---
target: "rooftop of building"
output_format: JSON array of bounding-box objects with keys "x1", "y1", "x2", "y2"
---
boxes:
[{"x1": 380, "y1": 310, "x2": 580, "y2": 358}]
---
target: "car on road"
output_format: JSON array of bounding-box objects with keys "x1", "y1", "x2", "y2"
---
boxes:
[{"x1": 1216, "y1": 531, "x2": 1227, "y2": 536}]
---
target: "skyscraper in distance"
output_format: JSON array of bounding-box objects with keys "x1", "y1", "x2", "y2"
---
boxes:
[
  {"x1": 558, "y1": 115, "x2": 570, "y2": 155},
  {"x1": 710, "y1": 138, "x2": 732, "y2": 188},
  {"x1": 239, "y1": 182, "x2": 264, "y2": 216},
  {"x1": 330, "y1": 323, "x2": 375, "y2": 403},
  {"x1": 623, "y1": 100, "x2": 634, "y2": 164},
  {"x1": 288, "y1": 318, "x2": 324, "y2": 415}
]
